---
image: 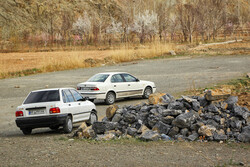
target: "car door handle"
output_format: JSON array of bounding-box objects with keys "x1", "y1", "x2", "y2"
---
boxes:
[
  {"x1": 68, "y1": 104, "x2": 71, "y2": 106},
  {"x1": 128, "y1": 84, "x2": 130, "y2": 86},
  {"x1": 114, "y1": 85, "x2": 116, "y2": 87},
  {"x1": 78, "y1": 103, "x2": 81, "y2": 105}
]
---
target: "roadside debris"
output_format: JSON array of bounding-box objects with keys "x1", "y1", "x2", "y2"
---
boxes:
[{"x1": 73, "y1": 89, "x2": 250, "y2": 142}]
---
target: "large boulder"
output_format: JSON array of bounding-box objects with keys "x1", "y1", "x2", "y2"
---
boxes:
[
  {"x1": 205, "y1": 88, "x2": 231, "y2": 101},
  {"x1": 82, "y1": 126, "x2": 96, "y2": 139},
  {"x1": 237, "y1": 126, "x2": 250, "y2": 142},
  {"x1": 106, "y1": 105, "x2": 119, "y2": 120},
  {"x1": 162, "y1": 109, "x2": 182, "y2": 117},
  {"x1": 139, "y1": 130, "x2": 160, "y2": 141},
  {"x1": 148, "y1": 93, "x2": 166, "y2": 105},
  {"x1": 92, "y1": 122, "x2": 118, "y2": 134},
  {"x1": 172, "y1": 111, "x2": 198, "y2": 128},
  {"x1": 152, "y1": 121, "x2": 171, "y2": 134},
  {"x1": 232, "y1": 105, "x2": 249, "y2": 120},
  {"x1": 198, "y1": 125, "x2": 216, "y2": 137}
]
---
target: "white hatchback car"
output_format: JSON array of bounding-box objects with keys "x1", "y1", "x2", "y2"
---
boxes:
[
  {"x1": 15, "y1": 88, "x2": 97, "y2": 135},
  {"x1": 77, "y1": 72, "x2": 156, "y2": 104}
]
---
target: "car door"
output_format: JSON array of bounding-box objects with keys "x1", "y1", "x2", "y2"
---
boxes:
[
  {"x1": 63, "y1": 89, "x2": 79, "y2": 122},
  {"x1": 110, "y1": 74, "x2": 128, "y2": 98},
  {"x1": 70, "y1": 89, "x2": 93, "y2": 122},
  {"x1": 121, "y1": 73, "x2": 143, "y2": 96}
]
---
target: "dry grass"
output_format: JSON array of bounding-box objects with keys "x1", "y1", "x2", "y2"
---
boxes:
[{"x1": 0, "y1": 43, "x2": 175, "y2": 79}]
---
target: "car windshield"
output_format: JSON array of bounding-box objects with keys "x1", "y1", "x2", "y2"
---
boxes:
[
  {"x1": 24, "y1": 90, "x2": 60, "y2": 104},
  {"x1": 87, "y1": 74, "x2": 109, "y2": 82}
]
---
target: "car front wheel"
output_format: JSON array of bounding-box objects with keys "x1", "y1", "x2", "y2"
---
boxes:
[
  {"x1": 63, "y1": 116, "x2": 73, "y2": 133},
  {"x1": 142, "y1": 87, "x2": 152, "y2": 99},
  {"x1": 105, "y1": 92, "x2": 116, "y2": 105},
  {"x1": 87, "y1": 112, "x2": 98, "y2": 126}
]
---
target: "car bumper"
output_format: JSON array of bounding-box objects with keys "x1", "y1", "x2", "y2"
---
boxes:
[
  {"x1": 16, "y1": 114, "x2": 68, "y2": 129},
  {"x1": 153, "y1": 87, "x2": 156, "y2": 93},
  {"x1": 79, "y1": 92, "x2": 106, "y2": 100}
]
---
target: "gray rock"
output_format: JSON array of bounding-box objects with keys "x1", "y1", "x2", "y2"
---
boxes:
[
  {"x1": 102, "y1": 117, "x2": 109, "y2": 122},
  {"x1": 187, "y1": 132, "x2": 199, "y2": 141},
  {"x1": 139, "y1": 130, "x2": 160, "y2": 141},
  {"x1": 92, "y1": 122, "x2": 118, "y2": 134},
  {"x1": 226, "y1": 96, "x2": 238, "y2": 110},
  {"x1": 152, "y1": 121, "x2": 171, "y2": 134},
  {"x1": 237, "y1": 126, "x2": 250, "y2": 142},
  {"x1": 182, "y1": 96, "x2": 197, "y2": 103},
  {"x1": 198, "y1": 96, "x2": 208, "y2": 107},
  {"x1": 112, "y1": 113, "x2": 122, "y2": 122},
  {"x1": 213, "y1": 133, "x2": 228, "y2": 141},
  {"x1": 147, "y1": 115, "x2": 160, "y2": 128},
  {"x1": 168, "y1": 126, "x2": 179, "y2": 137},
  {"x1": 207, "y1": 104, "x2": 219, "y2": 113},
  {"x1": 123, "y1": 112, "x2": 137, "y2": 124},
  {"x1": 162, "y1": 109, "x2": 182, "y2": 117},
  {"x1": 213, "y1": 115, "x2": 221, "y2": 123},
  {"x1": 184, "y1": 102, "x2": 192, "y2": 109},
  {"x1": 167, "y1": 101, "x2": 184, "y2": 110},
  {"x1": 172, "y1": 111, "x2": 199, "y2": 128},
  {"x1": 233, "y1": 106, "x2": 249, "y2": 120},
  {"x1": 190, "y1": 122, "x2": 204, "y2": 131},
  {"x1": 180, "y1": 128, "x2": 189, "y2": 137},
  {"x1": 161, "y1": 94, "x2": 175, "y2": 104},
  {"x1": 161, "y1": 116, "x2": 175, "y2": 124},
  {"x1": 192, "y1": 101, "x2": 200, "y2": 112},
  {"x1": 127, "y1": 127, "x2": 138, "y2": 137}
]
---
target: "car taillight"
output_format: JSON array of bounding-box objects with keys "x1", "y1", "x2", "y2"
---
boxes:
[
  {"x1": 77, "y1": 86, "x2": 80, "y2": 90},
  {"x1": 91, "y1": 87, "x2": 99, "y2": 91},
  {"x1": 16, "y1": 111, "x2": 23, "y2": 117},
  {"x1": 49, "y1": 107, "x2": 60, "y2": 114}
]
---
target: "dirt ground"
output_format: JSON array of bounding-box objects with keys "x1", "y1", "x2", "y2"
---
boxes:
[
  {"x1": 0, "y1": 55, "x2": 249, "y2": 167},
  {"x1": 1, "y1": 135, "x2": 249, "y2": 167}
]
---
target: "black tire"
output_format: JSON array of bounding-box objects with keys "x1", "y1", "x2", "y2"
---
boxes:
[
  {"x1": 86, "y1": 112, "x2": 98, "y2": 126},
  {"x1": 63, "y1": 116, "x2": 73, "y2": 133},
  {"x1": 21, "y1": 128, "x2": 32, "y2": 135},
  {"x1": 105, "y1": 92, "x2": 116, "y2": 105},
  {"x1": 142, "y1": 87, "x2": 152, "y2": 99},
  {"x1": 49, "y1": 125, "x2": 60, "y2": 131},
  {"x1": 88, "y1": 99, "x2": 95, "y2": 103}
]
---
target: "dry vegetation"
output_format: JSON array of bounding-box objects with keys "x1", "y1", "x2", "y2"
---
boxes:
[{"x1": 0, "y1": 42, "x2": 175, "y2": 78}]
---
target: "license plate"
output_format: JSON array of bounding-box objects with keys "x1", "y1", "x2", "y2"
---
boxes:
[
  {"x1": 82, "y1": 87, "x2": 91, "y2": 90},
  {"x1": 29, "y1": 110, "x2": 45, "y2": 115}
]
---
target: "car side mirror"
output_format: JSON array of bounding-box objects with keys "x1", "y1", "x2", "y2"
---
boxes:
[{"x1": 136, "y1": 78, "x2": 140, "y2": 82}]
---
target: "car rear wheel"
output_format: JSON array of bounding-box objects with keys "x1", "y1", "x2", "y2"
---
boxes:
[
  {"x1": 21, "y1": 128, "x2": 32, "y2": 135},
  {"x1": 63, "y1": 116, "x2": 73, "y2": 133},
  {"x1": 87, "y1": 112, "x2": 98, "y2": 126},
  {"x1": 142, "y1": 87, "x2": 152, "y2": 99},
  {"x1": 105, "y1": 92, "x2": 116, "y2": 105}
]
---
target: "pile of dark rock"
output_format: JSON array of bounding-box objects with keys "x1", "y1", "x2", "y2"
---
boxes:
[{"x1": 74, "y1": 90, "x2": 250, "y2": 142}]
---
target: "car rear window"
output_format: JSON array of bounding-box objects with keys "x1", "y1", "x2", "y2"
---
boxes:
[
  {"x1": 87, "y1": 74, "x2": 109, "y2": 82},
  {"x1": 24, "y1": 90, "x2": 60, "y2": 104}
]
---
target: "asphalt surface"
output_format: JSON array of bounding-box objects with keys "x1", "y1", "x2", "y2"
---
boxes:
[{"x1": 0, "y1": 55, "x2": 249, "y2": 136}]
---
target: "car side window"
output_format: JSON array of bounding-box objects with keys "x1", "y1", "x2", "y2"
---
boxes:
[
  {"x1": 61, "y1": 90, "x2": 68, "y2": 103},
  {"x1": 122, "y1": 74, "x2": 137, "y2": 82},
  {"x1": 64, "y1": 89, "x2": 75, "y2": 102},
  {"x1": 111, "y1": 74, "x2": 124, "y2": 83},
  {"x1": 70, "y1": 89, "x2": 84, "y2": 101}
]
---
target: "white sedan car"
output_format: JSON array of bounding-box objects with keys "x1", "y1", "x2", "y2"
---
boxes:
[
  {"x1": 15, "y1": 88, "x2": 97, "y2": 135},
  {"x1": 77, "y1": 72, "x2": 156, "y2": 104}
]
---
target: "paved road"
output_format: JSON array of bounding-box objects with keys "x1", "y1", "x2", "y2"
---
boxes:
[{"x1": 0, "y1": 55, "x2": 249, "y2": 136}]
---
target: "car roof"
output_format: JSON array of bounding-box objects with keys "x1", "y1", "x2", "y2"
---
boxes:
[
  {"x1": 31, "y1": 88, "x2": 75, "y2": 92},
  {"x1": 96, "y1": 72, "x2": 128, "y2": 75}
]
